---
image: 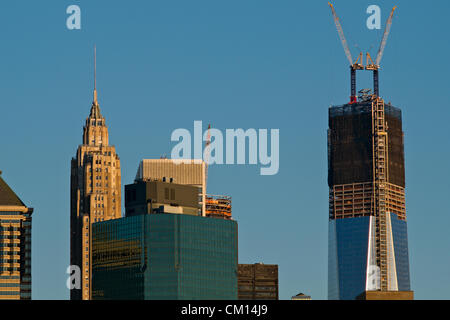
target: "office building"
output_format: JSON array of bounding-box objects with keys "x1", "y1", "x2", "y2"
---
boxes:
[
  {"x1": 328, "y1": 3, "x2": 412, "y2": 300},
  {"x1": 238, "y1": 263, "x2": 278, "y2": 300},
  {"x1": 0, "y1": 171, "x2": 33, "y2": 300},
  {"x1": 91, "y1": 213, "x2": 238, "y2": 300},
  {"x1": 328, "y1": 91, "x2": 412, "y2": 300},
  {"x1": 70, "y1": 54, "x2": 122, "y2": 300},
  {"x1": 125, "y1": 180, "x2": 201, "y2": 217},
  {"x1": 135, "y1": 159, "x2": 206, "y2": 214}
]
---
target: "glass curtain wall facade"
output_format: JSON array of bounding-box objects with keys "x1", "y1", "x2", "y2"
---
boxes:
[{"x1": 92, "y1": 213, "x2": 238, "y2": 300}]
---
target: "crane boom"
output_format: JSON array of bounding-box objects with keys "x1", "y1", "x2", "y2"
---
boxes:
[
  {"x1": 329, "y1": 3, "x2": 363, "y2": 103},
  {"x1": 328, "y1": 2, "x2": 353, "y2": 66},
  {"x1": 376, "y1": 6, "x2": 397, "y2": 66},
  {"x1": 204, "y1": 124, "x2": 211, "y2": 194}
]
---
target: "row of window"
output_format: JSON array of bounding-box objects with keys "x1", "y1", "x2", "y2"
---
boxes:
[
  {"x1": 91, "y1": 120, "x2": 103, "y2": 126},
  {"x1": 0, "y1": 283, "x2": 20, "y2": 287},
  {"x1": 0, "y1": 259, "x2": 20, "y2": 263},
  {"x1": 0, "y1": 291, "x2": 20, "y2": 295},
  {"x1": 0, "y1": 227, "x2": 20, "y2": 231},
  {"x1": 0, "y1": 252, "x2": 19, "y2": 256},
  {"x1": 95, "y1": 175, "x2": 112, "y2": 181},
  {"x1": 94, "y1": 157, "x2": 114, "y2": 164},
  {"x1": 0, "y1": 249, "x2": 20, "y2": 254},
  {"x1": 0, "y1": 276, "x2": 20, "y2": 280},
  {"x1": 0, "y1": 235, "x2": 19, "y2": 239},
  {"x1": 93, "y1": 182, "x2": 114, "y2": 188},
  {"x1": 0, "y1": 267, "x2": 19, "y2": 271},
  {"x1": 0, "y1": 220, "x2": 21, "y2": 224}
]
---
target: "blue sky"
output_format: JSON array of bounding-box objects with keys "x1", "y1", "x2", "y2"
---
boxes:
[{"x1": 0, "y1": 0, "x2": 449, "y2": 300}]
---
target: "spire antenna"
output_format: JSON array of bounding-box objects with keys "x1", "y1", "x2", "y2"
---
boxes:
[{"x1": 93, "y1": 45, "x2": 98, "y2": 105}]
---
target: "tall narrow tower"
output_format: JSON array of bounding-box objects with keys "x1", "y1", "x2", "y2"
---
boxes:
[
  {"x1": 327, "y1": 91, "x2": 412, "y2": 300},
  {"x1": 70, "y1": 49, "x2": 122, "y2": 300},
  {"x1": 327, "y1": 3, "x2": 412, "y2": 300}
]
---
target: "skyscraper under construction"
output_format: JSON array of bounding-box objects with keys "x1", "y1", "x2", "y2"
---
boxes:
[{"x1": 327, "y1": 4, "x2": 412, "y2": 300}]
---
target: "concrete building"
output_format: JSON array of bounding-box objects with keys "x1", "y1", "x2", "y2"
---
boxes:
[
  {"x1": 70, "y1": 59, "x2": 122, "y2": 300},
  {"x1": 135, "y1": 159, "x2": 206, "y2": 215},
  {"x1": 238, "y1": 263, "x2": 278, "y2": 300},
  {"x1": 125, "y1": 180, "x2": 201, "y2": 216},
  {"x1": 0, "y1": 171, "x2": 33, "y2": 300}
]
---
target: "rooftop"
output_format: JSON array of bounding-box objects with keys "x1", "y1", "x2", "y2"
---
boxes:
[{"x1": 0, "y1": 172, "x2": 25, "y2": 207}]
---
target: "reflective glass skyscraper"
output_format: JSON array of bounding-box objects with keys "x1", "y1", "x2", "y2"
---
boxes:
[
  {"x1": 327, "y1": 94, "x2": 412, "y2": 300},
  {"x1": 91, "y1": 213, "x2": 238, "y2": 299}
]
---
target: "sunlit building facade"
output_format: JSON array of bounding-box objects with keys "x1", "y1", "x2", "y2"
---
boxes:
[
  {"x1": 70, "y1": 76, "x2": 122, "y2": 300},
  {"x1": 0, "y1": 172, "x2": 33, "y2": 300}
]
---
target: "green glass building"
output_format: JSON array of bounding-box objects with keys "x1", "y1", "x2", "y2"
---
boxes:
[{"x1": 91, "y1": 213, "x2": 238, "y2": 300}]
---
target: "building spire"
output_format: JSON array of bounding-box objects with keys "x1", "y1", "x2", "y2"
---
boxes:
[{"x1": 93, "y1": 45, "x2": 98, "y2": 106}]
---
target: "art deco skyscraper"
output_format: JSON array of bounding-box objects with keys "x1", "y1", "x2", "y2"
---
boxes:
[{"x1": 70, "y1": 50, "x2": 122, "y2": 300}]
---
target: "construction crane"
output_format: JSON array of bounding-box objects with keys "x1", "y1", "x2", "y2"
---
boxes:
[
  {"x1": 366, "y1": 6, "x2": 397, "y2": 97},
  {"x1": 204, "y1": 124, "x2": 211, "y2": 195},
  {"x1": 328, "y1": 2, "x2": 364, "y2": 104}
]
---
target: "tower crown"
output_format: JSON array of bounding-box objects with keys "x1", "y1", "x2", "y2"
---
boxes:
[
  {"x1": 88, "y1": 99, "x2": 103, "y2": 120},
  {"x1": 82, "y1": 47, "x2": 109, "y2": 146}
]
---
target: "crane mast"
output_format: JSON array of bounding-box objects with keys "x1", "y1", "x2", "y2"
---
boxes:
[
  {"x1": 366, "y1": 6, "x2": 397, "y2": 97},
  {"x1": 204, "y1": 124, "x2": 211, "y2": 196}
]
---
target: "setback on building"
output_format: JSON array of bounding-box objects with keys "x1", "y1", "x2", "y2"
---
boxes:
[{"x1": 125, "y1": 180, "x2": 201, "y2": 217}]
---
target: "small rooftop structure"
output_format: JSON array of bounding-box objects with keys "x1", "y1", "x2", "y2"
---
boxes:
[{"x1": 291, "y1": 293, "x2": 312, "y2": 300}]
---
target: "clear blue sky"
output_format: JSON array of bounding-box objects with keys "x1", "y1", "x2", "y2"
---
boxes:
[{"x1": 0, "y1": 0, "x2": 449, "y2": 300}]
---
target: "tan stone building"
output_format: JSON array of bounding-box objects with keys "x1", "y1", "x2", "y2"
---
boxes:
[
  {"x1": 0, "y1": 171, "x2": 33, "y2": 300},
  {"x1": 70, "y1": 79, "x2": 122, "y2": 300},
  {"x1": 135, "y1": 159, "x2": 206, "y2": 214}
]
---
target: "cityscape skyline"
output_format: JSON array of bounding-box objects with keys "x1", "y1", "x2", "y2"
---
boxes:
[{"x1": 0, "y1": 1, "x2": 449, "y2": 299}]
